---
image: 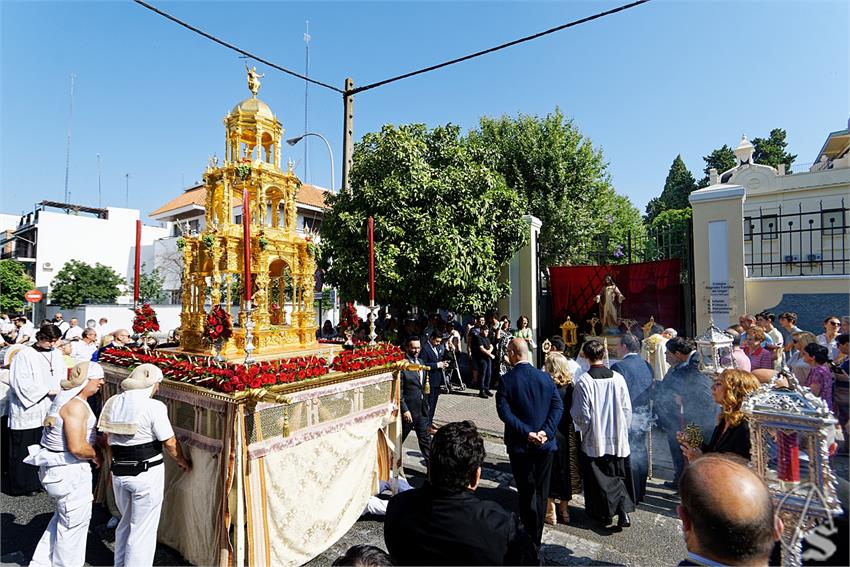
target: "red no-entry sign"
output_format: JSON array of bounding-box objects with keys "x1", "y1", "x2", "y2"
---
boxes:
[{"x1": 24, "y1": 289, "x2": 43, "y2": 303}]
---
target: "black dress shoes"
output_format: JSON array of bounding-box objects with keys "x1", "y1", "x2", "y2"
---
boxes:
[{"x1": 617, "y1": 512, "x2": 631, "y2": 528}]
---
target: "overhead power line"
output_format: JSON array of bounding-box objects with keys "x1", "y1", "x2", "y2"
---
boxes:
[
  {"x1": 349, "y1": 0, "x2": 652, "y2": 95},
  {"x1": 134, "y1": 0, "x2": 651, "y2": 98},
  {"x1": 133, "y1": 0, "x2": 344, "y2": 94}
]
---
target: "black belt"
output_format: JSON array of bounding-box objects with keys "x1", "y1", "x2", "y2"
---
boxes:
[
  {"x1": 111, "y1": 458, "x2": 163, "y2": 477},
  {"x1": 110, "y1": 440, "x2": 162, "y2": 461}
]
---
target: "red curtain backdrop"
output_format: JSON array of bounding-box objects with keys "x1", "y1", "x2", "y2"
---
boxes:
[{"x1": 549, "y1": 259, "x2": 682, "y2": 333}]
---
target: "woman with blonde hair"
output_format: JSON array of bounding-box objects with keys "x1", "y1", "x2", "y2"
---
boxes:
[
  {"x1": 789, "y1": 331, "x2": 818, "y2": 384},
  {"x1": 543, "y1": 352, "x2": 579, "y2": 525},
  {"x1": 680, "y1": 368, "x2": 761, "y2": 461}
]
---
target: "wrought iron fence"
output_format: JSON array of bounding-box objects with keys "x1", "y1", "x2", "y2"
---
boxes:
[{"x1": 744, "y1": 199, "x2": 848, "y2": 277}]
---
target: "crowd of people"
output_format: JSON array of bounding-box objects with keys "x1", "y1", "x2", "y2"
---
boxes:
[
  {"x1": 2, "y1": 306, "x2": 847, "y2": 566},
  {"x1": 1, "y1": 313, "x2": 191, "y2": 567}
]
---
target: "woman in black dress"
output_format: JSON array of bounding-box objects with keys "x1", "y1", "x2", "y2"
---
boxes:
[
  {"x1": 680, "y1": 368, "x2": 761, "y2": 461},
  {"x1": 543, "y1": 352, "x2": 580, "y2": 524}
]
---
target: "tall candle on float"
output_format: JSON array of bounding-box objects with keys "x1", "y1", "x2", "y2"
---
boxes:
[
  {"x1": 368, "y1": 216, "x2": 375, "y2": 304},
  {"x1": 242, "y1": 189, "x2": 252, "y2": 302},
  {"x1": 133, "y1": 219, "x2": 142, "y2": 308}
]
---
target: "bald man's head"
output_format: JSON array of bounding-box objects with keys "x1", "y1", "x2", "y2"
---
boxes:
[
  {"x1": 507, "y1": 338, "x2": 528, "y2": 365},
  {"x1": 678, "y1": 455, "x2": 778, "y2": 565}
]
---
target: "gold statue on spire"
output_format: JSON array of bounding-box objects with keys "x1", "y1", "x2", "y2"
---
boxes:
[{"x1": 246, "y1": 64, "x2": 264, "y2": 97}]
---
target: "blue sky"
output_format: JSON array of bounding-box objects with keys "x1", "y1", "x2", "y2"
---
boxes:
[{"x1": 1, "y1": 1, "x2": 847, "y2": 221}]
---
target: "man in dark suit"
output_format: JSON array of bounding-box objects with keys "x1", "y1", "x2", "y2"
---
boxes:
[
  {"x1": 420, "y1": 330, "x2": 448, "y2": 433},
  {"x1": 654, "y1": 337, "x2": 716, "y2": 488},
  {"x1": 496, "y1": 338, "x2": 563, "y2": 546},
  {"x1": 400, "y1": 336, "x2": 431, "y2": 465},
  {"x1": 385, "y1": 421, "x2": 538, "y2": 565},
  {"x1": 612, "y1": 333, "x2": 654, "y2": 503}
]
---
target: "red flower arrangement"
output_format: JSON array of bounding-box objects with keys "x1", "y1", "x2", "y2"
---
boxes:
[
  {"x1": 331, "y1": 343, "x2": 403, "y2": 373},
  {"x1": 204, "y1": 305, "x2": 233, "y2": 343},
  {"x1": 338, "y1": 301, "x2": 360, "y2": 333},
  {"x1": 132, "y1": 303, "x2": 160, "y2": 334},
  {"x1": 98, "y1": 347, "x2": 332, "y2": 394}
]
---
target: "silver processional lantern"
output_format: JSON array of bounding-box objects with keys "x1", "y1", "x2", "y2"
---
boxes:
[
  {"x1": 695, "y1": 321, "x2": 736, "y2": 375},
  {"x1": 742, "y1": 372, "x2": 843, "y2": 566}
]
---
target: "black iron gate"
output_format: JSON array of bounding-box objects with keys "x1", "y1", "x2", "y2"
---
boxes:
[{"x1": 538, "y1": 219, "x2": 695, "y2": 349}]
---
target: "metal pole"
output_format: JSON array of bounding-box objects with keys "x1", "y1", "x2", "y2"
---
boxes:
[
  {"x1": 64, "y1": 74, "x2": 75, "y2": 205},
  {"x1": 303, "y1": 21, "x2": 310, "y2": 182},
  {"x1": 341, "y1": 78, "x2": 354, "y2": 193}
]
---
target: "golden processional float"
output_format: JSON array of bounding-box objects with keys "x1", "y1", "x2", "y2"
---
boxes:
[
  {"x1": 97, "y1": 69, "x2": 409, "y2": 567},
  {"x1": 178, "y1": 66, "x2": 318, "y2": 359}
]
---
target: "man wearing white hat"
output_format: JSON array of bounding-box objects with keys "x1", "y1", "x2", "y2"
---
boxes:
[
  {"x1": 24, "y1": 361, "x2": 105, "y2": 567},
  {"x1": 98, "y1": 363, "x2": 191, "y2": 567}
]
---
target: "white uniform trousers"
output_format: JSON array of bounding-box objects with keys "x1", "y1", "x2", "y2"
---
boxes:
[
  {"x1": 112, "y1": 463, "x2": 164, "y2": 567},
  {"x1": 30, "y1": 461, "x2": 93, "y2": 567}
]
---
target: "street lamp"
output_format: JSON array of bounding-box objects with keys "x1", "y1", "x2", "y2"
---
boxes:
[{"x1": 286, "y1": 132, "x2": 335, "y2": 192}]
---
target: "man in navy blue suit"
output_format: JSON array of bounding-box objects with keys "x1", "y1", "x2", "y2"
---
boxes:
[
  {"x1": 420, "y1": 330, "x2": 449, "y2": 433},
  {"x1": 612, "y1": 333, "x2": 654, "y2": 503},
  {"x1": 496, "y1": 338, "x2": 563, "y2": 546},
  {"x1": 400, "y1": 336, "x2": 431, "y2": 465}
]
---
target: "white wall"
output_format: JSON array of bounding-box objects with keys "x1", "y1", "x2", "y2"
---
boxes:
[
  {"x1": 0, "y1": 214, "x2": 19, "y2": 232},
  {"x1": 42, "y1": 304, "x2": 183, "y2": 338},
  {"x1": 34, "y1": 207, "x2": 168, "y2": 295}
]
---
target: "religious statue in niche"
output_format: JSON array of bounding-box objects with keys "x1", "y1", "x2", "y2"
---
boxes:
[{"x1": 594, "y1": 274, "x2": 625, "y2": 331}]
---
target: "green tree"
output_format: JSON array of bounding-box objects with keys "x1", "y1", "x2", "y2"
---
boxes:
[
  {"x1": 594, "y1": 190, "x2": 646, "y2": 264},
  {"x1": 471, "y1": 108, "x2": 625, "y2": 267},
  {"x1": 0, "y1": 260, "x2": 35, "y2": 313},
  {"x1": 752, "y1": 128, "x2": 797, "y2": 172},
  {"x1": 645, "y1": 155, "x2": 697, "y2": 223},
  {"x1": 697, "y1": 144, "x2": 736, "y2": 188},
  {"x1": 321, "y1": 123, "x2": 527, "y2": 313},
  {"x1": 130, "y1": 264, "x2": 166, "y2": 303},
  {"x1": 50, "y1": 260, "x2": 125, "y2": 309}
]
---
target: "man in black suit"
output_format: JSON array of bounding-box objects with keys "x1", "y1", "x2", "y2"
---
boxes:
[
  {"x1": 400, "y1": 336, "x2": 431, "y2": 464},
  {"x1": 612, "y1": 333, "x2": 654, "y2": 503},
  {"x1": 677, "y1": 454, "x2": 781, "y2": 566},
  {"x1": 385, "y1": 421, "x2": 538, "y2": 565},
  {"x1": 496, "y1": 338, "x2": 563, "y2": 546},
  {"x1": 420, "y1": 330, "x2": 448, "y2": 433}
]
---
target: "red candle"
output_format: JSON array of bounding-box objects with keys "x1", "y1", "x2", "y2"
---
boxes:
[
  {"x1": 368, "y1": 216, "x2": 375, "y2": 304},
  {"x1": 242, "y1": 190, "x2": 252, "y2": 302},
  {"x1": 777, "y1": 431, "x2": 800, "y2": 483},
  {"x1": 133, "y1": 219, "x2": 142, "y2": 306}
]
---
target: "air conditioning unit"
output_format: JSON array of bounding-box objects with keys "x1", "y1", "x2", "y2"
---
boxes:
[
  {"x1": 806, "y1": 253, "x2": 822, "y2": 262},
  {"x1": 43, "y1": 262, "x2": 53, "y2": 271},
  {"x1": 783, "y1": 255, "x2": 799, "y2": 263}
]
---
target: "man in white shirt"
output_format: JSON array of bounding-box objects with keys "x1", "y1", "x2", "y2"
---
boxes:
[
  {"x1": 571, "y1": 339, "x2": 634, "y2": 528},
  {"x1": 52, "y1": 313, "x2": 70, "y2": 336},
  {"x1": 71, "y1": 328, "x2": 99, "y2": 363},
  {"x1": 96, "y1": 318, "x2": 109, "y2": 346},
  {"x1": 63, "y1": 318, "x2": 83, "y2": 341},
  {"x1": 14, "y1": 316, "x2": 36, "y2": 345}
]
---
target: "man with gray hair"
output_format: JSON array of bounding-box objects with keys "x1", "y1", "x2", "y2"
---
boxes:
[{"x1": 71, "y1": 328, "x2": 99, "y2": 363}]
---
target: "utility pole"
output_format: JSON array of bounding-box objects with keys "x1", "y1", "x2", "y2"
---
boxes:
[
  {"x1": 303, "y1": 20, "x2": 310, "y2": 183},
  {"x1": 63, "y1": 74, "x2": 76, "y2": 206},
  {"x1": 341, "y1": 78, "x2": 354, "y2": 193},
  {"x1": 97, "y1": 153, "x2": 102, "y2": 208}
]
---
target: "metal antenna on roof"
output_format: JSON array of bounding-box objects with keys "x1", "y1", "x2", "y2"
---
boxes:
[{"x1": 63, "y1": 74, "x2": 76, "y2": 209}]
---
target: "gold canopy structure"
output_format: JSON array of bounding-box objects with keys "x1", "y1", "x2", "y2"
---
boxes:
[{"x1": 179, "y1": 69, "x2": 317, "y2": 357}]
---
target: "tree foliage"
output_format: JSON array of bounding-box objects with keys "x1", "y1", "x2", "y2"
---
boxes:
[
  {"x1": 752, "y1": 128, "x2": 797, "y2": 172},
  {"x1": 321, "y1": 123, "x2": 527, "y2": 314},
  {"x1": 130, "y1": 264, "x2": 166, "y2": 304},
  {"x1": 645, "y1": 155, "x2": 697, "y2": 223},
  {"x1": 697, "y1": 144, "x2": 736, "y2": 188},
  {"x1": 471, "y1": 109, "x2": 636, "y2": 267},
  {"x1": 50, "y1": 260, "x2": 125, "y2": 309},
  {"x1": 0, "y1": 260, "x2": 35, "y2": 313}
]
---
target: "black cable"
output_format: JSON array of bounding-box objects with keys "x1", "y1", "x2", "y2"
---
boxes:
[
  {"x1": 133, "y1": 0, "x2": 344, "y2": 94},
  {"x1": 348, "y1": 0, "x2": 652, "y2": 95}
]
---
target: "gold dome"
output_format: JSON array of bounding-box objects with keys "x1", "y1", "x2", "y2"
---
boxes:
[{"x1": 230, "y1": 96, "x2": 275, "y2": 120}]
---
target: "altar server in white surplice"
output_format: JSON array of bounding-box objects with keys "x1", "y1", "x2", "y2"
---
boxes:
[
  {"x1": 98, "y1": 363, "x2": 191, "y2": 567},
  {"x1": 8, "y1": 324, "x2": 64, "y2": 495},
  {"x1": 25, "y1": 361, "x2": 105, "y2": 567}
]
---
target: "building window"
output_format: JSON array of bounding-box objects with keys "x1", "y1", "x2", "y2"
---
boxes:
[
  {"x1": 760, "y1": 214, "x2": 778, "y2": 240},
  {"x1": 234, "y1": 214, "x2": 242, "y2": 225},
  {"x1": 188, "y1": 219, "x2": 200, "y2": 234},
  {"x1": 303, "y1": 216, "x2": 322, "y2": 233},
  {"x1": 822, "y1": 208, "x2": 846, "y2": 235},
  {"x1": 744, "y1": 217, "x2": 754, "y2": 241}
]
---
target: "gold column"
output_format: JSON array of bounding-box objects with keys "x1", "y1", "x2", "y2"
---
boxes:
[{"x1": 210, "y1": 237, "x2": 221, "y2": 306}]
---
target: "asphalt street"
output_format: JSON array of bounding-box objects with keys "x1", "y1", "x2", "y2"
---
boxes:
[{"x1": 2, "y1": 387, "x2": 847, "y2": 566}]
